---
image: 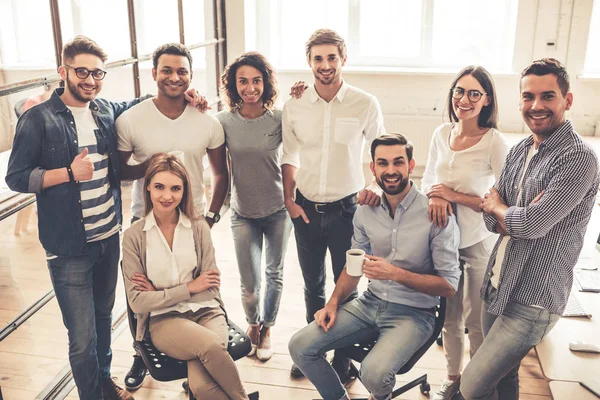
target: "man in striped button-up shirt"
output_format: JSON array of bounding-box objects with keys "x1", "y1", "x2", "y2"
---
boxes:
[{"x1": 459, "y1": 58, "x2": 600, "y2": 400}]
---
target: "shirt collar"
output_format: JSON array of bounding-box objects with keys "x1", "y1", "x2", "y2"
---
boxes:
[
  {"x1": 537, "y1": 119, "x2": 573, "y2": 150},
  {"x1": 143, "y1": 210, "x2": 191, "y2": 231},
  {"x1": 308, "y1": 80, "x2": 349, "y2": 104},
  {"x1": 49, "y1": 87, "x2": 100, "y2": 114},
  {"x1": 380, "y1": 181, "x2": 419, "y2": 212}
]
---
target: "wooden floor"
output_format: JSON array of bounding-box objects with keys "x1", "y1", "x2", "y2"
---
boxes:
[{"x1": 0, "y1": 184, "x2": 574, "y2": 400}]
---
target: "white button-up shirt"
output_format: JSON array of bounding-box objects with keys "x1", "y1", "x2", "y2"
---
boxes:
[
  {"x1": 144, "y1": 211, "x2": 218, "y2": 317},
  {"x1": 282, "y1": 81, "x2": 385, "y2": 202}
]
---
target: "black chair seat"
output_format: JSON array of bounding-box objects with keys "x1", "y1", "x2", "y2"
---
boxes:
[{"x1": 135, "y1": 319, "x2": 252, "y2": 382}]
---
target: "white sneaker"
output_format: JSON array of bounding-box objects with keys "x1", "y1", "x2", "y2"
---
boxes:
[{"x1": 433, "y1": 378, "x2": 461, "y2": 400}]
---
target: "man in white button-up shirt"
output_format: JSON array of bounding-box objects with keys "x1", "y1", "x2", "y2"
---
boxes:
[{"x1": 282, "y1": 29, "x2": 385, "y2": 381}]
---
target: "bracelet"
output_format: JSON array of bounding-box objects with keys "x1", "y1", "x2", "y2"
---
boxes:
[{"x1": 66, "y1": 166, "x2": 75, "y2": 183}]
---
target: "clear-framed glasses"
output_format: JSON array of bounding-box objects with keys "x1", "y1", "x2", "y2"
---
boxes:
[
  {"x1": 451, "y1": 87, "x2": 486, "y2": 103},
  {"x1": 65, "y1": 65, "x2": 107, "y2": 81}
]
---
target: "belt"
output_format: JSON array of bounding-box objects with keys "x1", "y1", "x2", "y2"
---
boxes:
[{"x1": 296, "y1": 190, "x2": 357, "y2": 214}]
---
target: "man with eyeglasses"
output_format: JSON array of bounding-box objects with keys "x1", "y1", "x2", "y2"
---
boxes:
[
  {"x1": 6, "y1": 35, "x2": 200, "y2": 400},
  {"x1": 459, "y1": 59, "x2": 600, "y2": 399}
]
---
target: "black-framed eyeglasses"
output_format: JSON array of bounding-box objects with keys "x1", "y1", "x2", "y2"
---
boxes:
[
  {"x1": 451, "y1": 87, "x2": 487, "y2": 103},
  {"x1": 65, "y1": 65, "x2": 107, "y2": 81}
]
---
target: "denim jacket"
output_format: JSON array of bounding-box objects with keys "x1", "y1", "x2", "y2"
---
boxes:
[{"x1": 6, "y1": 88, "x2": 143, "y2": 257}]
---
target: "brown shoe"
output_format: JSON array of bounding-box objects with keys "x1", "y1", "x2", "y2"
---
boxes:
[{"x1": 102, "y1": 377, "x2": 135, "y2": 400}]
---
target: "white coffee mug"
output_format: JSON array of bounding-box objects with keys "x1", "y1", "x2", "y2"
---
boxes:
[{"x1": 346, "y1": 249, "x2": 365, "y2": 277}]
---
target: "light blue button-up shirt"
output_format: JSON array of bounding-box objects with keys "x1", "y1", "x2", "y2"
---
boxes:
[{"x1": 351, "y1": 182, "x2": 460, "y2": 309}]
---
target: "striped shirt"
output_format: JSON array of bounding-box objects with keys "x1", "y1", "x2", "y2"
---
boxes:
[
  {"x1": 482, "y1": 120, "x2": 599, "y2": 315},
  {"x1": 68, "y1": 106, "x2": 119, "y2": 242}
]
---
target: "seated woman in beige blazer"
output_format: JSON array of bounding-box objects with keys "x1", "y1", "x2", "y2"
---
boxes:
[{"x1": 122, "y1": 153, "x2": 251, "y2": 400}]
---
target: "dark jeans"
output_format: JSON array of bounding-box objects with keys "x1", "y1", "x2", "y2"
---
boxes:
[
  {"x1": 46, "y1": 233, "x2": 120, "y2": 400},
  {"x1": 292, "y1": 191, "x2": 358, "y2": 324}
]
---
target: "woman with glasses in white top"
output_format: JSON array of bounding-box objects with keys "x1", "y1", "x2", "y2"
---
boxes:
[
  {"x1": 122, "y1": 154, "x2": 256, "y2": 400},
  {"x1": 421, "y1": 66, "x2": 509, "y2": 400}
]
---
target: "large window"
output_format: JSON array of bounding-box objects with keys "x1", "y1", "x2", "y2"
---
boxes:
[
  {"x1": 0, "y1": 0, "x2": 55, "y2": 67},
  {"x1": 247, "y1": 0, "x2": 519, "y2": 71},
  {"x1": 584, "y1": 0, "x2": 600, "y2": 74}
]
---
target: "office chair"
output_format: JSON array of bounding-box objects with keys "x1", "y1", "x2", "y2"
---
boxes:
[
  {"x1": 335, "y1": 297, "x2": 446, "y2": 399},
  {"x1": 125, "y1": 292, "x2": 257, "y2": 399}
]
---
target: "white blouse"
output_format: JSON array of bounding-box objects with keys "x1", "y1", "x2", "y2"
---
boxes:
[
  {"x1": 421, "y1": 123, "x2": 510, "y2": 249},
  {"x1": 144, "y1": 211, "x2": 218, "y2": 316}
]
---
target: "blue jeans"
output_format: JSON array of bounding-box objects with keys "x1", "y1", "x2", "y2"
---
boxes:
[
  {"x1": 47, "y1": 233, "x2": 120, "y2": 400},
  {"x1": 230, "y1": 208, "x2": 292, "y2": 326},
  {"x1": 289, "y1": 290, "x2": 435, "y2": 400},
  {"x1": 460, "y1": 286, "x2": 560, "y2": 400}
]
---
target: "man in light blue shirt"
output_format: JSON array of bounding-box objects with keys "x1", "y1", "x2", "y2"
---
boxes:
[{"x1": 288, "y1": 134, "x2": 460, "y2": 400}]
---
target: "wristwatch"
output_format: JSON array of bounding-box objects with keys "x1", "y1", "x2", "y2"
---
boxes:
[{"x1": 205, "y1": 211, "x2": 221, "y2": 223}]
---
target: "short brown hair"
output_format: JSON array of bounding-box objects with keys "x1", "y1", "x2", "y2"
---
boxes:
[
  {"x1": 520, "y1": 58, "x2": 570, "y2": 96},
  {"x1": 305, "y1": 29, "x2": 347, "y2": 61},
  {"x1": 62, "y1": 35, "x2": 108, "y2": 64},
  {"x1": 220, "y1": 52, "x2": 278, "y2": 110},
  {"x1": 152, "y1": 43, "x2": 193, "y2": 70},
  {"x1": 143, "y1": 153, "x2": 198, "y2": 219},
  {"x1": 371, "y1": 133, "x2": 414, "y2": 161}
]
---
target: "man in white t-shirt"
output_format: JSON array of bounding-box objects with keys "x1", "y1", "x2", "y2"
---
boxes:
[{"x1": 116, "y1": 43, "x2": 228, "y2": 391}]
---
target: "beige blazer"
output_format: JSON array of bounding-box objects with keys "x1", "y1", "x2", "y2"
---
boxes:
[{"x1": 122, "y1": 216, "x2": 224, "y2": 341}]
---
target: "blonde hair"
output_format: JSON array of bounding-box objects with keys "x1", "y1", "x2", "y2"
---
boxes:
[{"x1": 143, "y1": 153, "x2": 198, "y2": 219}]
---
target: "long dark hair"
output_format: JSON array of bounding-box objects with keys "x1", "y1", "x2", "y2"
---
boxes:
[{"x1": 446, "y1": 65, "x2": 498, "y2": 129}]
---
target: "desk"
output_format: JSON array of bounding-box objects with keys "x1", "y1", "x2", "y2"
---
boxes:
[
  {"x1": 550, "y1": 381, "x2": 598, "y2": 400},
  {"x1": 535, "y1": 291, "x2": 600, "y2": 382}
]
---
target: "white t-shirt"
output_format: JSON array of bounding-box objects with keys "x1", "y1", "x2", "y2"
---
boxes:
[
  {"x1": 116, "y1": 100, "x2": 225, "y2": 218},
  {"x1": 421, "y1": 123, "x2": 509, "y2": 249},
  {"x1": 490, "y1": 144, "x2": 538, "y2": 288},
  {"x1": 67, "y1": 105, "x2": 119, "y2": 242}
]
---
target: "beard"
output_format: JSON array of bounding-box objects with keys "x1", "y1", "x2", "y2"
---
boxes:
[
  {"x1": 313, "y1": 69, "x2": 338, "y2": 85},
  {"x1": 66, "y1": 73, "x2": 97, "y2": 103},
  {"x1": 376, "y1": 173, "x2": 410, "y2": 195}
]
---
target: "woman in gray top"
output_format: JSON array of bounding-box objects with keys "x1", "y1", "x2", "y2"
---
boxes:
[{"x1": 216, "y1": 52, "x2": 292, "y2": 361}]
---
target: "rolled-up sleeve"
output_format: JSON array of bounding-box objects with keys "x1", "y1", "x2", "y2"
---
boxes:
[
  {"x1": 281, "y1": 102, "x2": 300, "y2": 168},
  {"x1": 6, "y1": 111, "x2": 45, "y2": 194},
  {"x1": 430, "y1": 215, "x2": 460, "y2": 291}
]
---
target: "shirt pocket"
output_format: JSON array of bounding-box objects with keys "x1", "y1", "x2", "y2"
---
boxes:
[
  {"x1": 334, "y1": 118, "x2": 361, "y2": 146},
  {"x1": 264, "y1": 129, "x2": 282, "y2": 151},
  {"x1": 41, "y1": 140, "x2": 70, "y2": 168}
]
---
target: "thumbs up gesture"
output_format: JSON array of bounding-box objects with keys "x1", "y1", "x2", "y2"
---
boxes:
[{"x1": 71, "y1": 147, "x2": 94, "y2": 181}]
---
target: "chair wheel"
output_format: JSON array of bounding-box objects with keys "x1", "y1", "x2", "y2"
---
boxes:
[
  {"x1": 420, "y1": 381, "x2": 431, "y2": 394},
  {"x1": 182, "y1": 380, "x2": 189, "y2": 393},
  {"x1": 436, "y1": 335, "x2": 443, "y2": 346}
]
